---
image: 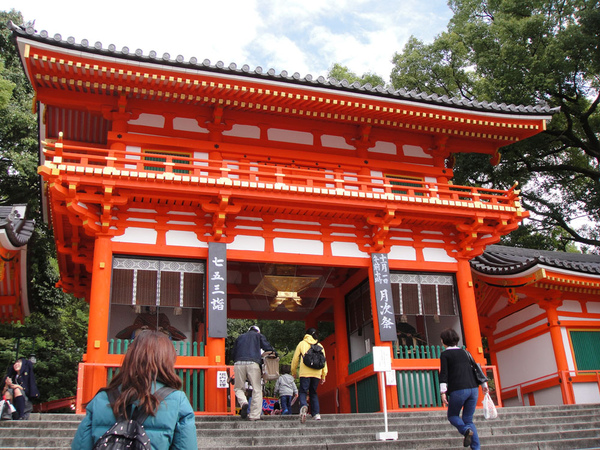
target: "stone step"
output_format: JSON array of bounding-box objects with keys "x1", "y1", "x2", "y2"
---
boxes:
[{"x1": 0, "y1": 404, "x2": 597, "y2": 449}]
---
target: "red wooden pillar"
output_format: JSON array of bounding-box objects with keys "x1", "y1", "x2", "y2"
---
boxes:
[
  {"x1": 333, "y1": 290, "x2": 351, "y2": 413},
  {"x1": 456, "y1": 259, "x2": 485, "y2": 364},
  {"x1": 83, "y1": 235, "x2": 113, "y2": 407},
  {"x1": 541, "y1": 299, "x2": 573, "y2": 404},
  {"x1": 204, "y1": 337, "x2": 227, "y2": 412}
]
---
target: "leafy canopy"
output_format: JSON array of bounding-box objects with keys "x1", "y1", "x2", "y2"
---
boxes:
[{"x1": 390, "y1": 0, "x2": 600, "y2": 252}]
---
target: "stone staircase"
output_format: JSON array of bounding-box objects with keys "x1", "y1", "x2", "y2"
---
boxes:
[{"x1": 0, "y1": 404, "x2": 599, "y2": 449}]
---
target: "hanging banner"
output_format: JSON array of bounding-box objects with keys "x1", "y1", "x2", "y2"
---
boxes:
[
  {"x1": 208, "y1": 242, "x2": 227, "y2": 337},
  {"x1": 371, "y1": 253, "x2": 397, "y2": 342}
]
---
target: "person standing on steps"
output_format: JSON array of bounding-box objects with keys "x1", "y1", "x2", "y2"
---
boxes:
[
  {"x1": 291, "y1": 328, "x2": 327, "y2": 423},
  {"x1": 71, "y1": 330, "x2": 197, "y2": 449},
  {"x1": 439, "y1": 328, "x2": 488, "y2": 450},
  {"x1": 232, "y1": 325, "x2": 275, "y2": 421}
]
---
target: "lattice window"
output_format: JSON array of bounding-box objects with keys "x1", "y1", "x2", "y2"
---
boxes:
[
  {"x1": 570, "y1": 330, "x2": 600, "y2": 371},
  {"x1": 386, "y1": 174, "x2": 424, "y2": 196},
  {"x1": 389, "y1": 272, "x2": 457, "y2": 316},
  {"x1": 143, "y1": 150, "x2": 191, "y2": 174},
  {"x1": 346, "y1": 280, "x2": 373, "y2": 333},
  {"x1": 111, "y1": 257, "x2": 205, "y2": 308}
]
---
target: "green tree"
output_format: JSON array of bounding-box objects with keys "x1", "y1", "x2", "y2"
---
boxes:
[
  {"x1": 0, "y1": 10, "x2": 89, "y2": 403},
  {"x1": 391, "y1": 0, "x2": 600, "y2": 252},
  {"x1": 328, "y1": 63, "x2": 387, "y2": 89}
]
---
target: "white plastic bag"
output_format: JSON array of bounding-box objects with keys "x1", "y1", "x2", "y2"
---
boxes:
[{"x1": 483, "y1": 392, "x2": 498, "y2": 420}]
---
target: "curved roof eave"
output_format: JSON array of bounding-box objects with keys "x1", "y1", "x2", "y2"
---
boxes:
[
  {"x1": 471, "y1": 244, "x2": 600, "y2": 277},
  {"x1": 9, "y1": 21, "x2": 559, "y2": 118}
]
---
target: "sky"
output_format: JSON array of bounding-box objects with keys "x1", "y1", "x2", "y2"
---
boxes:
[{"x1": 3, "y1": 0, "x2": 453, "y2": 82}]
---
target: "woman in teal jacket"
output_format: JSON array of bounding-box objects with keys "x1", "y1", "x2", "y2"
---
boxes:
[{"x1": 72, "y1": 330, "x2": 197, "y2": 449}]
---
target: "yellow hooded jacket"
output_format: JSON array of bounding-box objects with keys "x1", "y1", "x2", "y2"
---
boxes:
[{"x1": 291, "y1": 334, "x2": 328, "y2": 380}]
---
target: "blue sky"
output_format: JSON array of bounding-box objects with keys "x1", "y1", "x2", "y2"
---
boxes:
[{"x1": 4, "y1": 0, "x2": 452, "y2": 82}]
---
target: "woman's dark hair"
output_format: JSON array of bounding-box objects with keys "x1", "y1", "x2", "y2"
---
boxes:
[
  {"x1": 104, "y1": 330, "x2": 182, "y2": 418},
  {"x1": 306, "y1": 328, "x2": 319, "y2": 340},
  {"x1": 440, "y1": 328, "x2": 460, "y2": 347}
]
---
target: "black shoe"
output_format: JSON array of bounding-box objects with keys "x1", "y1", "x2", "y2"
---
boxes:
[
  {"x1": 240, "y1": 403, "x2": 248, "y2": 419},
  {"x1": 463, "y1": 429, "x2": 473, "y2": 447}
]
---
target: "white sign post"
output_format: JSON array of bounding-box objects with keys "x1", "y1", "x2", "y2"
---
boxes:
[{"x1": 372, "y1": 346, "x2": 398, "y2": 441}]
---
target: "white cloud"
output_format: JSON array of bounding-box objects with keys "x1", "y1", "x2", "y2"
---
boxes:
[{"x1": 3, "y1": 0, "x2": 452, "y2": 81}]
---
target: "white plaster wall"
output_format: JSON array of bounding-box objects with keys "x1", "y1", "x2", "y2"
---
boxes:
[
  {"x1": 331, "y1": 242, "x2": 368, "y2": 258},
  {"x1": 223, "y1": 124, "x2": 261, "y2": 139},
  {"x1": 348, "y1": 322, "x2": 375, "y2": 362},
  {"x1": 494, "y1": 318, "x2": 547, "y2": 344},
  {"x1": 573, "y1": 383, "x2": 600, "y2": 404},
  {"x1": 557, "y1": 300, "x2": 582, "y2": 313},
  {"x1": 495, "y1": 304, "x2": 544, "y2": 334},
  {"x1": 388, "y1": 246, "x2": 417, "y2": 261},
  {"x1": 496, "y1": 333, "x2": 557, "y2": 388},
  {"x1": 321, "y1": 134, "x2": 355, "y2": 149},
  {"x1": 402, "y1": 145, "x2": 432, "y2": 159},
  {"x1": 165, "y1": 230, "x2": 206, "y2": 248},
  {"x1": 228, "y1": 235, "x2": 265, "y2": 252},
  {"x1": 422, "y1": 248, "x2": 456, "y2": 263},
  {"x1": 173, "y1": 117, "x2": 209, "y2": 133},
  {"x1": 273, "y1": 238, "x2": 323, "y2": 255},
  {"x1": 562, "y1": 327, "x2": 576, "y2": 371},
  {"x1": 368, "y1": 141, "x2": 396, "y2": 155},
  {"x1": 112, "y1": 227, "x2": 157, "y2": 244},
  {"x1": 502, "y1": 396, "x2": 524, "y2": 407},
  {"x1": 267, "y1": 128, "x2": 313, "y2": 145},
  {"x1": 533, "y1": 385, "x2": 564, "y2": 405},
  {"x1": 587, "y1": 302, "x2": 600, "y2": 314},
  {"x1": 125, "y1": 146, "x2": 142, "y2": 169},
  {"x1": 129, "y1": 113, "x2": 165, "y2": 128}
]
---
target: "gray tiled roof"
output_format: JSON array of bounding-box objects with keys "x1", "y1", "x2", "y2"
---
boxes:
[
  {"x1": 471, "y1": 245, "x2": 600, "y2": 276},
  {"x1": 0, "y1": 205, "x2": 35, "y2": 247},
  {"x1": 9, "y1": 22, "x2": 558, "y2": 116}
]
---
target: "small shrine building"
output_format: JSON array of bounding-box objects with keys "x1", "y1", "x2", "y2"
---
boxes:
[
  {"x1": 0, "y1": 204, "x2": 35, "y2": 324},
  {"x1": 12, "y1": 22, "x2": 585, "y2": 415}
]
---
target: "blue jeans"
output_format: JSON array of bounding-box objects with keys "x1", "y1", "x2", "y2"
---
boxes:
[
  {"x1": 298, "y1": 377, "x2": 320, "y2": 416},
  {"x1": 280, "y1": 395, "x2": 292, "y2": 414},
  {"x1": 447, "y1": 387, "x2": 480, "y2": 449}
]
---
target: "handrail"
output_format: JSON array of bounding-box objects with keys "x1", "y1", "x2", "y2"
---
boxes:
[
  {"x1": 501, "y1": 370, "x2": 600, "y2": 406},
  {"x1": 42, "y1": 140, "x2": 523, "y2": 210}
]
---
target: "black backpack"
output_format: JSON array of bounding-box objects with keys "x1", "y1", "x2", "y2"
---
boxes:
[
  {"x1": 302, "y1": 344, "x2": 326, "y2": 370},
  {"x1": 92, "y1": 386, "x2": 174, "y2": 450}
]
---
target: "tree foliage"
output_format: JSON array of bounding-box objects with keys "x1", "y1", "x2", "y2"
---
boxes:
[
  {"x1": 328, "y1": 63, "x2": 387, "y2": 89},
  {"x1": 391, "y1": 0, "x2": 600, "y2": 252},
  {"x1": 0, "y1": 10, "x2": 89, "y2": 403}
]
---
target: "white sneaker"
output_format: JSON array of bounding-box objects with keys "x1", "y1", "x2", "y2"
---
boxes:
[
  {"x1": 300, "y1": 405, "x2": 308, "y2": 424},
  {"x1": 313, "y1": 414, "x2": 321, "y2": 420}
]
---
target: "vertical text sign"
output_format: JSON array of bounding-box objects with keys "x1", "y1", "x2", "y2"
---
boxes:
[
  {"x1": 371, "y1": 253, "x2": 397, "y2": 341},
  {"x1": 208, "y1": 242, "x2": 227, "y2": 337}
]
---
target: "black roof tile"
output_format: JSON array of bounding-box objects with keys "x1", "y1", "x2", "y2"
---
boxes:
[
  {"x1": 9, "y1": 21, "x2": 558, "y2": 116},
  {"x1": 0, "y1": 204, "x2": 35, "y2": 248},
  {"x1": 471, "y1": 245, "x2": 600, "y2": 276}
]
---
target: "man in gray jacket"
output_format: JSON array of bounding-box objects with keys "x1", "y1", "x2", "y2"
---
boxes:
[{"x1": 232, "y1": 325, "x2": 275, "y2": 420}]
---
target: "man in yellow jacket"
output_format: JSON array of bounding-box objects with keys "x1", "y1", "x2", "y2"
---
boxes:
[{"x1": 291, "y1": 328, "x2": 328, "y2": 423}]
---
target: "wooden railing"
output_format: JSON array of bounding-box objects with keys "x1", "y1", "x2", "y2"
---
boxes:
[
  {"x1": 502, "y1": 370, "x2": 600, "y2": 406},
  {"x1": 42, "y1": 140, "x2": 522, "y2": 210},
  {"x1": 347, "y1": 350, "x2": 501, "y2": 411},
  {"x1": 393, "y1": 343, "x2": 444, "y2": 359},
  {"x1": 75, "y1": 361, "x2": 235, "y2": 415},
  {"x1": 108, "y1": 339, "x2": 204, "y2": 357}
]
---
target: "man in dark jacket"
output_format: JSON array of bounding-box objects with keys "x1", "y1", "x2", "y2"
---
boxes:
[{"x1": 232, "y1": 325, "x2": 274, "y2": 420}]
